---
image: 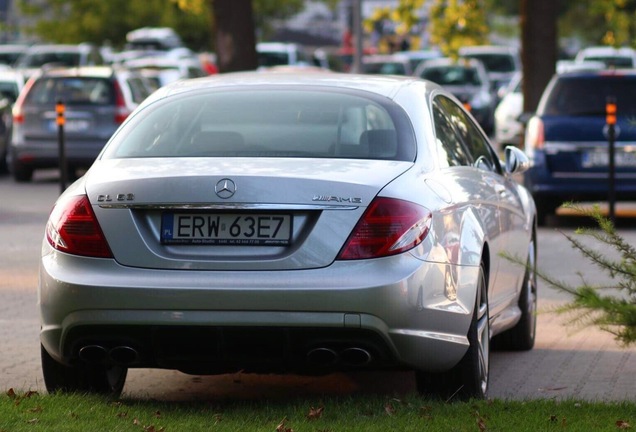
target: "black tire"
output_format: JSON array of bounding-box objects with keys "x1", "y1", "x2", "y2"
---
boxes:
[
  {"x1": 416, "y1": 262, "x2": 490, "y2": 400},
  {"x1": 535, "y1": 198, "x2": 559, "y2": 226},
  {"x1": 41, "y1": 344, "x2": 127, "y2": 396},
  {"x1": 493, "y1": 232, "x2": 537, "y2": 351},
  {"x1": 11, "y1": 158, "x2": 33, "y2": 182}
]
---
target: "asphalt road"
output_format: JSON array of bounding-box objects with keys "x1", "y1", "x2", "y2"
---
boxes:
[{"x1": 1, "y1": 170, "x2": 635, "y2": 401}]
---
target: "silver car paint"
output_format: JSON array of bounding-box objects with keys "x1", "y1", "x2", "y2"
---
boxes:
[{"x1": 39, "y1": 73, "x2": 534, "y2": 377}]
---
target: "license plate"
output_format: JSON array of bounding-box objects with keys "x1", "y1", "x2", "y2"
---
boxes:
[
  {"x1": 582, "y1": 151, "x2": 636, "y2": 168},
  {"x1": 48, "y1": 119, "x2": 91, "y2": 132},
  {"x1": 161, "y1": 212, "x2": 292, "y2": 245}
]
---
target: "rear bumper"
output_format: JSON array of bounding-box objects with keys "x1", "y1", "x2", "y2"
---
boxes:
[
  {"x1": 526, "y1": 150, "x2": 636, "y2": 201},
  {"x1": 39, "y1": 246, "x2": 478, "y2": 375},
  {"x1": 10, "y1": 138, "x2": 106, "y2": 169}
]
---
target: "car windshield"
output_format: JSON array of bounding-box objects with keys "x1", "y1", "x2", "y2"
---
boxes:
[
  {"x1": 464, "y1": 54, "x2": 516, "y2": 73},
  {"x1": 420, "y1": 66, "x2": 482, "y2": 86},
  {"x1": 364, "y1": 62, "x2": 407, "y2": 75},
  {"x1": 19, "y1": 52, "x2": 81, "y2": 68},
  {"x1": 543, "y1": 75, "x2": 636, "y2": 116},
  {"x1": 257, "y1": 52, "x2": 290, "y2": 67},
  {"x1": 103, "y1": 89, "x2": 416, "y2": 161},
  {"x1": 25, "y1": 77, "x2": 114, "y2": 106},
  {"x1": 583, "y1": 56, "x2": 633, "y2": 68}
]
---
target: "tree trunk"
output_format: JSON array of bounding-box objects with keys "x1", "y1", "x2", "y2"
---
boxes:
[
  {"x1": 212, "y1": 0, "x2": 258, "y2": 73},
  {"x1": 521, "y1": 0, "x2": 557, "y2": 113}
]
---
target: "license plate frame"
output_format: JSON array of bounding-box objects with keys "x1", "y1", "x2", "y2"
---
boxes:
[
  {"x1": 161, "y1": 212, "x2": 292, "y2": 246},
  {"x1": 582, "y1": 150, "x2": 636, "y2": 168}
]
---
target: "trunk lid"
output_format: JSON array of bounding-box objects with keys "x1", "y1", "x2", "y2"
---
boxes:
[{"x1": 86, "y1": 158, "x2": 414, "y2": 270}]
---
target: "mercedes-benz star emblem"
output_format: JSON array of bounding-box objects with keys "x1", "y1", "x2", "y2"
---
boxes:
[{"x1": 215, "y1": 178, "x2": 236, "y2": 199}]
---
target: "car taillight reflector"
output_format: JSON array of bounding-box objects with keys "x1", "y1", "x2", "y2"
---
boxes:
[
  {"x1": 12, "y1": 75, "x2": 36, "y2": 125},
  {"x1": 525, "y1": 116, "x2": 544, "y2": 151},
  {"x1": 337, "y1": 197, "x2": 431, "y2": 260},
  {"x1": 46, "y1": 195, "x2": 113, "y2": 258},
  {"x1": 113, "y1": 80, "x2": 130, "y2": 124}
]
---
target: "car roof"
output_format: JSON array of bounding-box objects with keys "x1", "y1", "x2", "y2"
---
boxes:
[
  {"x1": 576, "y1": 46, "x2": 636, "y2": 57},
  {"x1": 35, "y1": 65, "x2": 118, "y2": 79},
  {"x1": 147, "y1": 71, "x2": 436, "y2": 101},
  {"x1": 459, "y1": 45, "x2": 519, "y2": 55},
  {"x1": 23, "y1": 44, "x2": 95, "y2": 53},
  {"x1": 555, "y1": 68, "x2": 636, "y2": 78}
]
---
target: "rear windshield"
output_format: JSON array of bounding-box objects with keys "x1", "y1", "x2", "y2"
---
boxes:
[
  {"x1": 364, "y1": 62, "x2": 408, "y2": 75},
  {"x1": 102, "y1": 88, "x2": 416, "y2": 161},
  {"x1": 582, "y1": 56, "x2": 633, "y2": 68},
  {"x1": 25, "y1": 77, "x2": 114, "y2": 106},
  {"x1": 542, "y1": 75, "x2": 636, "y2": 116},
  {"x1": 464, "y1": 53, "x2": 516, "y2": 73},
  {"x1": 419, "y1": 66, "x2": 482, "y2": 86},
  {"x1": 19, "y1": 52, "x2": 81, "y2": 68}
]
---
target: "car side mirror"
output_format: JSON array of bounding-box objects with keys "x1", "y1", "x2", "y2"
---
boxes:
[{"x1": 504, "y1": 145, "x2": 530, "y2": 175}]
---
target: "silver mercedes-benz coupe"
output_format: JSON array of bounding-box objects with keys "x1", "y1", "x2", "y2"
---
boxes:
[{"x1": 39, "y1": 72, "x2": 537, "y2": 400}]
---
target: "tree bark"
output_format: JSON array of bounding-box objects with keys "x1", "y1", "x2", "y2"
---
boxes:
[
  {"x1": 521, "y1": 0, "x2": 558, "y2": 113},
  {"x1": 212, "y1": 0, "x2": 258, "y2": 73}
]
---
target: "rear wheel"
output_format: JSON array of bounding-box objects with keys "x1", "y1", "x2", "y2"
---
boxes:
[
  {"x1": 41, "y1": 344, "x2": 127, "y2": 396},
  {"x1": 535, "y1": 198, "x2": 560, "y2": 226},
  {"x1": 416, "y1": 262, "x2": 490, "y2": 400},
  {"x1": 10, "y1": 154, "x2": 33, "y2": 182},
  {"x1": 493, "y1": 232, "x2": 537, "y2": 350}
]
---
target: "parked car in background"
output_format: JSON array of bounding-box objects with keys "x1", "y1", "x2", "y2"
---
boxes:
[
  {"x1": 0, "y1": 69, "x2": 25, "y2": 173},
  {"x1": 574, "y1": 46, "x2": 636, "y2": 68},
  {"x1": 362, "y1": 54, "x2": 412, "y2": 75},
  {"x1": 8, "y1": 66, "x2": 153, "y2": 182},
  {"x1": 14, "y1": 43, "x2": 104, "y2": 79},
  {"x1": 256, "y1": 42, "x2": 313, "y2": 69},
  {"x1": 494, "y1": 72, "x2": 523, "y2": 151},
  {"x1": 459, "y1": 45, "x2": 521, "y2": 94},
  {"x1": 125, "y1": 27, "x2": 184, "y2": 52},
  {"x1": 397, "y1": 48, "x2": 442, "y2": 71},
  {"x1": 123, "y1": 55, "x2": 207, "y2": 88},
  {"x1": 38, "y1": 72, "x2": 537, "y2": 401},
  {"x1": 524, "y1": 69, "x2": 636, "y2": 223},
  {"x1": 0, "y1": 44, "x2": 29, "y2": 67},
  {"x1": 415, "y1": 57, "x2": 496, "y2": 134}
]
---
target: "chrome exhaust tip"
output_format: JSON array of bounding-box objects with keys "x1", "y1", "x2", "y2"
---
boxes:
[
  {"x1": 306, "y1": 347, "x2": 339, "y2": 366},
  {"x1": 78, "y1": 345, "x2": 108, "y2": 363},
  {"x1": 109, "y1": 346, "x2": 140, "y2": 365},
  {"x1": 340, "y1": 347, "x2": 372, "y2": 366}
]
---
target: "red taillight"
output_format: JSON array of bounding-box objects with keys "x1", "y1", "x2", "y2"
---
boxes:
[
  {"x1": 113, "y1": 80, "x2": 130, "y2": 124},
  {"x1": 12, "y1": 76, "x2": 36, "y2": 125},
  {"x1": 46, "y1": 195, "x2": 113, "y2": 258},
  {"x1": 337, "y1": 197, "x2": 431, "y2": 260},
  {"x1": 525, "y1": 116, "x2": 544, "y2": 150}
]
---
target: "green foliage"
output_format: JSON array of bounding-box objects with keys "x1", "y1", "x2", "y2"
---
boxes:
[
  {"x1": 429, "y1": 0, "x2": 489, "y2": 59},
  {"x1": 17, "y1": 0, "x2": 211, "y2": 50},
  {"x1": 1, "y1": 390, "x2": 634, "y2": 431},
  {"x1": 539, "y1": 204, "x2": 636, "y2": 346},
  {"x1": 16, "y1": 0, "x2": 324, "y2": 51}
]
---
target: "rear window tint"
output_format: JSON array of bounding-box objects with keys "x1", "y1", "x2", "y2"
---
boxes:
[
  {"x1": 419, "y1": 66, "x2": 483, "y2": 86},
  {"x1": 464, "y1": 53, "x2": 516, "y2": 73},
  {"x1": 542, "y1": 75, "x2": 636, "y2": 116},
  {"x1": 25, "y1": 77, "x2": 114, "y2": 106},
  {"x1": 103, "y1": 88, "x2": 416, "y2": 161},
  {"x1": 20, "y1": 52, "x2": 81, "y2": 68}
]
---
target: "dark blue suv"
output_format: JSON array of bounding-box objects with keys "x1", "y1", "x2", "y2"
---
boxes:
[{"x1": 524, "y1": 70, "x2": 636, "y2": 223}]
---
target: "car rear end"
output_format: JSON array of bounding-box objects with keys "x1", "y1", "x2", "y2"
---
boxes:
[
  {"x1": 524, "y1": 70, "x2": 636, "y2": 221},
  {"x1": 39, "y1": 79, "x2": 477, "y2": 377},
  {"x1": 10, "y1": 67, "x2": 145, "y2": 181}
]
